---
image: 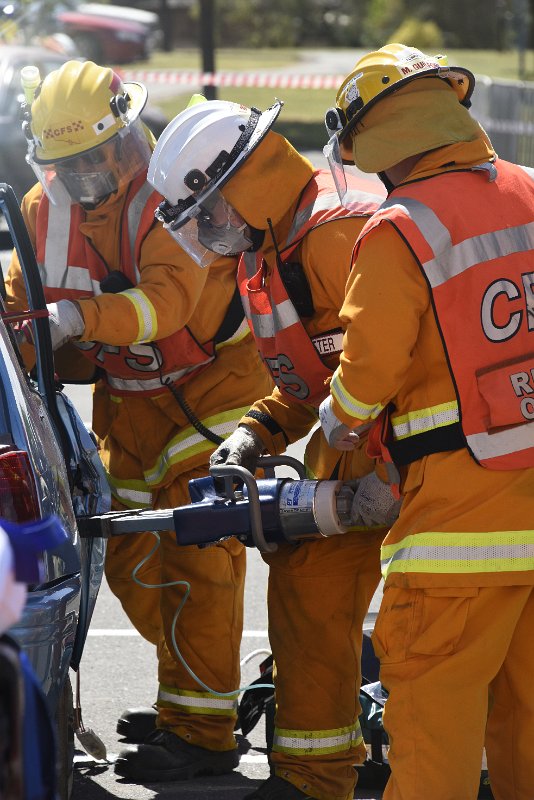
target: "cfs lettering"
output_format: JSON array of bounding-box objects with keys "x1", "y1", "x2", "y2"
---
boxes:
[
  {"x1": 76, "y1": 341, "x2": 161, "y2": 372},
  {"x1": 481, "y1": 272, "x2": 534, "y2": 342},
  {"x1": 265, "y1": 354, "x2": 309, "y2": 400}
]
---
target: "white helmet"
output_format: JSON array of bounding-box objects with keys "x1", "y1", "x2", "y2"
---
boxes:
[{"x1": 147, "y1": 98, "x2": 282, "y2": 267}]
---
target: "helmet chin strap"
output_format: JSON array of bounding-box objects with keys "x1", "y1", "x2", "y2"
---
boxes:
[
  {"x1": 248, "y1": 226, "x2": 265, "y2": 252},
  {"x1": 377, "y1": 171, "x2": 395, "y2": 193}
]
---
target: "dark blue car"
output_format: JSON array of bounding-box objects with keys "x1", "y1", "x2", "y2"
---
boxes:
[{"x1": 0, "y1": 183, "x2": 109, "y2": 798}]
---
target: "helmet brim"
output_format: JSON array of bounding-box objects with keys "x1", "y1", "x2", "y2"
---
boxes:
[
  {"x1": 124, "y1": 81, "x2": 148, "y2": 122},
  {"x1": 223, "y1": 100, "x2": 283, "y2": 183},
  {"x1": 167, "y1": 100, "x2": 283, "y2": 230}
]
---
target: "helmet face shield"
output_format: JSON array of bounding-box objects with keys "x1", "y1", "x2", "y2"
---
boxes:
[
  {"x1": 157, "y1": 186, "x2": 253, "y2": 268},
  {"x1": 28, "y1": 116, "x2": 151, "y2": 206},
  {"x1": 323, "y1": 134, "x2": 348, "y2": 204}
]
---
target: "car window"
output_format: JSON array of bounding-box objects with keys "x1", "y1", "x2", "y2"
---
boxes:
[
  {"x1": 0, "y1": 62, "x2": 19, "y2": 116},
  {"x1": 0, "y1": 57, "x2": 65, "y2": 118}
]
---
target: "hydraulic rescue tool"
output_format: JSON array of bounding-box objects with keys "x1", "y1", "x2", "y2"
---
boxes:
[{"x1": 77, "y1": 456, "x2": 357, "y2": 552}]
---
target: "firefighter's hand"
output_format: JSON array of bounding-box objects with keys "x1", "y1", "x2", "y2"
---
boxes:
[
  {"x1": 351, "y1": 472, "x2": 401, "y2": 529},
  {"x1": 319, "y1": 396, "x2": 360, "y2": 450},
  {"x1": 210, "y1": 425, "x2": 265, "y2": 473},
  {"x1": 46, "y1": 300, "x2": 84, "y2": 351}
]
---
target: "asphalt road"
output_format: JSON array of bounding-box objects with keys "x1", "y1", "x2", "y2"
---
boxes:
[{"x1": 62, "y1": 384, "x2": 385, "y2": 800}]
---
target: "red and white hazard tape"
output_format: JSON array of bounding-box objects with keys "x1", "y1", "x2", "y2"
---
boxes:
[{"x1": 120, "y1": 69, "x2": 346, "y2": 90}]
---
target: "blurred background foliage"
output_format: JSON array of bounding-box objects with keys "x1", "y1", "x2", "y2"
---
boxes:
[{"x1": 181, "y1": 0, "x2": 525, "y2": 51}]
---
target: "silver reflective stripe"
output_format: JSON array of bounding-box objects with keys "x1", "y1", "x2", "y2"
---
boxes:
[
  {"x1": 242, "y1": 251, "x2": 258, "y2": 279},
  {"x1": 380, "y1": 196, "x2": 453, "y2": 281},
  {"x1": 330, "y1": 369, "x2": 384, "y2": 420},
  {"x1": 127, "y1": 181, "x2": 154, "y2": 283},
  {"x1": 240, "y1": 292, "x2": 251, "y2": 319},
  {"x1": 121, "y1": 287, "x2": 157, "y2": 342},
  {"x1": 158, "y1": 687, "x2": 237, "y2": 713},
  {"x1": 392, "y1": 403, "x2": 460, "y2": 439},
  {"x1": 41, "y1": 203, "x2": 102, "y2": 294},
  {"x1": 424, "y1": 222, "x2": 534, "y2": 288},
  {"x1": 274, "y1": 731, "x2": 356, "y2": 750},
  {"x1": 273, "y1": 722, "x2": 362, "y2": 755},
  {"x1": 517, "y1": 164, "x2": 534, "y2": 181},
  {"x1": 381, "y1": 533, "x2": 534, "y2": 577},
  {"x1": 467, "y1": 419, "x2": 534, "y2": 460},
  {"x1": 383, "y1": 189, "x2": 534, "y2": 290},
  {"x1": 43, "y1": 202, "x2": 70, "y2": 283},
  {"x1": 286, "y1": 188, "x2": 381, "y2": 246},
  {"x1": 106, "y1": 359, "x2": 213, "y2": 393},
  {"x1": 42, "y1": 183, "x2": 152, "y2": 292},
  {"x1": 385, "y1": 543, "x2": 534, "y2": 564},
  {"x1": 111, "y1": 486, "x2": 152, "y2": 506},
  {"x1": 287, "y1": 190, "x2": 347, "y2": 243},
  {"x1": 341, "y1": 187, "x2": 384, "y2": 214},
  {"x1": 145, "y1": 414, "x2": 247, "y2": 485},
  {"x1": 249, "y1": 298, "x2": 299, "y2": 339}
]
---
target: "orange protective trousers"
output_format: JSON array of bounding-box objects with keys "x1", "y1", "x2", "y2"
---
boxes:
[
  {"x1": 263, "y1": 530, "x2": 384, "y2": 800},
  {"x1": 105, "y1": 464, "x2": 245, "y2": 752},
  {"x1": 372, "y1": 584, "x2": 534, "y2": 800}
]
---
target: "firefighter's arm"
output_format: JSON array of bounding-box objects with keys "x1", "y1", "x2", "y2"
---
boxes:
[
  {"x1": 327, "y1": 222, "x2": 428, "y2": 432},
  {"x1": 77, "y1": 223, "x2": 209, "y2": 346}
]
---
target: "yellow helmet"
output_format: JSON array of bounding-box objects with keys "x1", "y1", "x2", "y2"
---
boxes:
[
  {"x1": 29, "y1": 60, "x2": 147, "y2": 163},
  {"x1": 328, "y1": 43, "x2": 475, "y2": 141},
  {"x1": 26, "y1": 60, "x2": 151, "y2": 206}
]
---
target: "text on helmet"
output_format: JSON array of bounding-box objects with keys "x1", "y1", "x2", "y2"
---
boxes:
[
  {"x1": 397, "y1": 59, "x2": 440, "y2": 76},
  {"x1": 44, "y1": 121, "x2": 84, "y2": 139}
]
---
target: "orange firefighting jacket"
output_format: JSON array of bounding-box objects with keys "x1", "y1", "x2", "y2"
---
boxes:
[
  {"x1": 34, "y1": 173, "x2": 243, "y2": 396},
  {"x1": 6, "y1": 179, "x2": 272, "y2": 494},
  {"x1": 217, "y1": 130, "x2": 386, "y2": 482},
  {"x1": 358, "y1": 158, "x2": 534, "y2": 471},
  {"x1": 330, "y1": 137, "x2": 534, "y2": 587},
  {"x1": 237, "y1": 169, "x2": 383, "y2": 407}
]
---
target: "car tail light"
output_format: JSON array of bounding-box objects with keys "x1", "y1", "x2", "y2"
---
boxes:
[{"x1": 0, "y1": 448, "x2": 40, "y2": 522}]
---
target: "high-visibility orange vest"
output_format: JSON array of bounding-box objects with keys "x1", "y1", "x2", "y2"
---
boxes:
[
  {"x1": 238, "y1": 170, "x2": 384, "y2": 407},
  {"x1": 35, "y1": 174, "x2": 240, "y2": 396},
  {"x1": 358, "y1": 159, "x2": 534, "y2": 470}
]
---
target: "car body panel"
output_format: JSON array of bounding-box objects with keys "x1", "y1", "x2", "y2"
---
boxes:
[{"x1": 0, "y1": 183, "x2": 109, "y2": 725}]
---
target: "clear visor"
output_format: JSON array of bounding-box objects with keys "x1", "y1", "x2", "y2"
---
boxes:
[
  {"x1": 158, "y1": 187, "x2": 253, "y2": 268},
  {"x1": 28, "y1": 117, "x2": 151, "y2": 207},
  {"x1": 323, "y1": 134, "x2": 348, "y2": 205}
]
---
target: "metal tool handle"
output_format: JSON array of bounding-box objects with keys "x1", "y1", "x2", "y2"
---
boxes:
[
  {"x1": 257, "y1": 454, "x2": 306, "y2": 479},
  {"x1": 209, "y1": 464, "x2": 278, "y2": 553}
]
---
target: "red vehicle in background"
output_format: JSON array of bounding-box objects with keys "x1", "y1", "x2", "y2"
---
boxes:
[
  {"x1": 0, "y1": 1, "x2": 161, "y2": 65},
  {"x1": 57, "y1": 4, "x2": 158, "y2": 64}
]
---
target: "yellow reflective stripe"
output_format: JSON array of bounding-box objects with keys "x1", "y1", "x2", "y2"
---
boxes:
[
  {"x1": 144, "y1": 406, "x2": 251, "y2": 487},
  {"x1": 158, "y1": 685, "x2": 238, "y2": 716},
  {"x1": 121, "y1": 287, "x2": 158, "y2": 343},
  {"x1": 330, "y1": 368, "x2": 384, "y2": 421},
  {"x1": 391, "y1": 401, "x2": 460, "y2": 440},
  {"x1": 215, "y1": 319, "x2": 251, "y2": 350},
  {"x1": 273, "y1": 721, "x2": 363, "y2": 756},
  {"x1": 382, "y1": 530, "x2": 534, "y2": 578},
  {"x1": 107, "y1": 473, "x2": 152, "y2": 509}
]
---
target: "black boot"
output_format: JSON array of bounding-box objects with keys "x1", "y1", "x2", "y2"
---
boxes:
[
  {"x1": 116, "y1": 705, "x2": 157, "y2": 743},
  {"x1": 244, "y1": 775, "x2": 315, "y2": 799},
  {"x1": 114, "y1": 729, "x2": 240, "y2": 782}
]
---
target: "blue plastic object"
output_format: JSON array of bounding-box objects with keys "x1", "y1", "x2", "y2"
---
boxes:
[{"x1": 1, "y1": 516, "x2": 68, "y2": 583}]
